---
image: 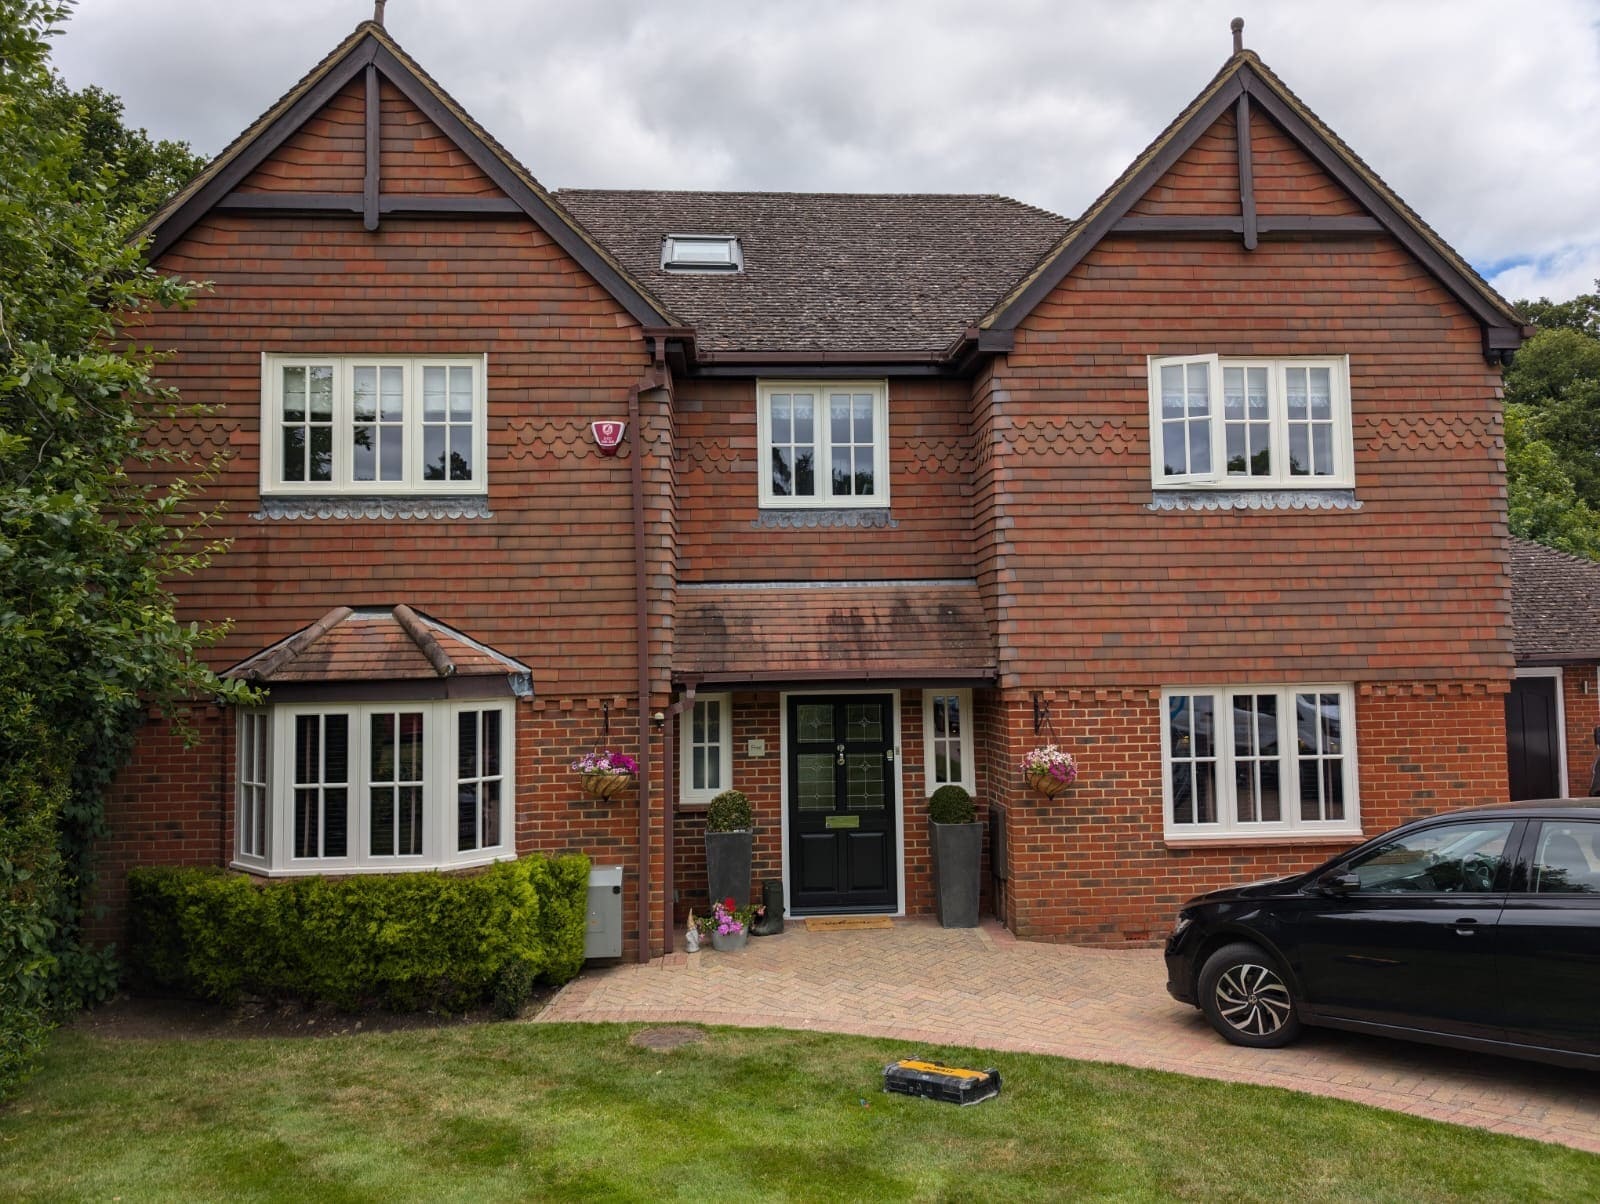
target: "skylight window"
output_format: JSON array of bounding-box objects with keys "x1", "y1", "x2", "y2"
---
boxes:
[{"x1": 662, "y1": 235, "x2": 742, "y2": 272}]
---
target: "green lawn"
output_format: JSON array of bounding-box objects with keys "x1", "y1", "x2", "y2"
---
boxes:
[{"x1": 2, "y1": 1023, "x2": 1595, "y2": 1202}]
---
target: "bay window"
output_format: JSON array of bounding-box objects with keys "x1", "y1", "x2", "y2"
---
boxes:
[
  {"x1": 235, "y1": 700, "x2": 513, "y2": 873},
  {"x1": 1161, "y1": 685, "x2": 1359, "y2": 840}
]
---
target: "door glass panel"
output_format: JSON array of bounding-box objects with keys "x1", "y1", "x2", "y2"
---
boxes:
[
  {"x1": 796, "y1": 705, "x2": 833, "y2": 743},
  {"x1": 1532, "y1": 822, "x2": 1600, "y2": 894},
  {"x1": 796, "y1": 753, "x2": 835, "y2": 811},
  {"x1": 845, "y1": 753, "x2": 885, "y2": 812},
  {"x1": 845, "y1": 704, "x2": 883, "y2": 743},
  {"x1": 1346, "y1": 822, "x2": 1514, "y2": 894}
]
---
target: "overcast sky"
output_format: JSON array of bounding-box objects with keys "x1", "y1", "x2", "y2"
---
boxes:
[{"x1": 49, "y1": 0, "x2": 1600, "y2": 303}]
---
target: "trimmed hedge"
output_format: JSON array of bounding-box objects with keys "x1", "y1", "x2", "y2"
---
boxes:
[{"x1": 127, "y1": 853, "x2": 590, "y2": 1012}]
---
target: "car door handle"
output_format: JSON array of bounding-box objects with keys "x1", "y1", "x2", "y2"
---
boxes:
[{"x1": 1453, "y1": 917, "x2": 1479, "y2": 935}]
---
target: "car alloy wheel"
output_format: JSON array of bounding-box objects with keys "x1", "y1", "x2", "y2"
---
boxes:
[
  {"x1": 1197, "y1": 941, "x2": 1303, "y2": 1048},
  {"x1": 1213, "y1": 961, "x2": 1293, "y2": 1038}
]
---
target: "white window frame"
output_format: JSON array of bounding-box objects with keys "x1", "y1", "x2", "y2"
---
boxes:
[
  {"x1": 1159, "y1": 684, "x2": 1361, "y2": 841},
  {"x1": 233, "y1": 700, "x2": 514, "y2": 875},
  {"x1": 1147, "y1": 355, "x2": 1354, "y2": 489},
  {"x1": 922, "y1": 689, "x2": 975, "y2": 796},
  {"x1": 235, "y1": 710, "x2": 270, "y2": 869},
  {"x1": 260, "y1": 354, "x2": 489, "y2": 496},
  {"x1": 661, "y1": 234, "x2": 742, "y2": 273},
  {"x1": 757, "y1": 380, "x2": 891, "y2": 509},
  {"x1": 679, "y1": 693, "x2": 733, "y2": 805}
]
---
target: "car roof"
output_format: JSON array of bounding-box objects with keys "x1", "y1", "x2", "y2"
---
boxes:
[{"x1": 1414, "y1": 799, "x2": 1600, "y2": 822}]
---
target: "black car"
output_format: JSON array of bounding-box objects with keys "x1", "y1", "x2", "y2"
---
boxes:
[{"x1": 1165, "y1": 800, "x2": 1600, "y2": 1070}]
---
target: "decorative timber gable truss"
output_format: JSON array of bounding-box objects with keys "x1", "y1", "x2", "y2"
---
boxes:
[
  {"x1": 136, "y1": 21, "x2": 684, "y2": 336},
  {"x1": 982, "y1": 32, "x2": 1530, "y2": 364}
]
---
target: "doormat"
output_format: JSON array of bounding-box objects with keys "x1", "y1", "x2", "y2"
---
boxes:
[{"x1": 804, "y1": 916, "x2": 894, "y2": 932}]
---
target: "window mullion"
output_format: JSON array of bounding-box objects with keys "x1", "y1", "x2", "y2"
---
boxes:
[
  {"x1": 1218, "y1": 692, "x2": 1236, "y2": 832},
  {"x1": 1207, "y1": 357, "x2": 1226, "y2": 486}
]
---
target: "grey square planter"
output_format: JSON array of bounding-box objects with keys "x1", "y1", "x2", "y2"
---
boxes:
[
  {"x1": 705, "y1": 828, "x2": 753, "y2": 908},
  {"x1": 930, "y1": 819, "x2": 982, "y2": 928}
]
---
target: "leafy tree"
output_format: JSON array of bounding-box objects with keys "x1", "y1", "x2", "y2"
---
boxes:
[
  {"x1": 1503, "y1": 404, "x2": 1600, "y2": 558},
  {"x1": 1517, "y1": 283, "x2": 1600, "y2": 341},
  {"x1": 40, "y1": 78, "x2": 205, "y2": 220},
  {"x1": 1503, "y1": 287, "x2": 1600, "y2": 557},
  {"x1": 1, "y1": 0, "x2": 249, "y2": 1097}
]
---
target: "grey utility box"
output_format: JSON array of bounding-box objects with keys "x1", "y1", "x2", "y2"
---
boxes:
[{"x1": 585, "y1": 864, "x2": 624, "y2": 960}]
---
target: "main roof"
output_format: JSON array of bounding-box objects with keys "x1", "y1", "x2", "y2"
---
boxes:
[
  {"x1": 556, "y1": 190, "x2": 1070, "y2": 356},
  {"x1": 138, "y1": 20, "x2": 1525, "y2": 367},
  {"x1": 1509, "y1": 538, "x2": 1600, "y2": 665}
]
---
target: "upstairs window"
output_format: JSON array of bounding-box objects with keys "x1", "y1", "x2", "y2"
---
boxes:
[
  {"x1": 662, "y1": 235, "x2": 742, "y2": 272},
  {"x1": 262, "y1": 355, "x2": 487, "y2": 495},
  {"x1": 1148, "y1": 355, "x2": 1353, "y2": 489},
  {"x1": 758, "y1": 380, "x2": 890, "y2": 508}
]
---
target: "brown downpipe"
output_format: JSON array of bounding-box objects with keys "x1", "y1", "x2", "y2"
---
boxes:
[
  {"x1": 659, "y1": 681, "x2": 697, "y2": 954},
  {"x1": 630, "y1": 341, "x2": 669, "y2": 960}
]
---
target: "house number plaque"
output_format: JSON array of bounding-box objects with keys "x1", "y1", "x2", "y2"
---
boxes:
[{"x1": 825, "y1": 815, "x2": 861, "y2": 830}]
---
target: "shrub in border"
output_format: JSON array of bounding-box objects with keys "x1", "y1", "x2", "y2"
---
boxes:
[{"x1": 127, "y1": 853, "x2": 589, "y2": 1012}]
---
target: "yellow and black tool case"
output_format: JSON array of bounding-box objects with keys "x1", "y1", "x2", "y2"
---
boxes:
[{"x1": 882, "y1": 1058, "x2": 1001, "y2": 1106}]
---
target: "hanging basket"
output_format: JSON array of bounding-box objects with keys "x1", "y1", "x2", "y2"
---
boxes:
[
  {"x1": 580, "y1": 770, "x2": 635, "y2": 802},
  {"x1": 1026, "y1": 769, "x2": 1074, "y2": 800}
]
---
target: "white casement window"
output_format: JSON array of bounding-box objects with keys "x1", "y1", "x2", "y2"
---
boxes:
[
  {"x1": 234, "y1": 700, "x2": 513, "y2": 873},
  {"x1": 680, "y1": 693, "x2": 732, "y2": 805},
  {"x1": 757, "y1": 380, "x2": 890, "y2": 508},
  {"x1": 923, "y1": 689, "x2": 974, "y2": 795},
  {"x1": 261, "y1": 354, "x2": 488, "y2": 495},
  {"x1": 1160, "y1": 685, "x2": 1360, "y2": 840},
  {"x1": 1148, "y1": 355, "x2": 1353, "y2": 489},
  {"x1": 236, "y1": 711, "x2": 270, "y2": 868}
]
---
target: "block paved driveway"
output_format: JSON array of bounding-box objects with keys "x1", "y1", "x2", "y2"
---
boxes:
[{"x1": 538, "y1": 918, "x2": 1598, "y2": 1155}]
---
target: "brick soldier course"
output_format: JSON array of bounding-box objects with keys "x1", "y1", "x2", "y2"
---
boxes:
[{"x1": 102, "y1": 16, "x2": 1532, "y2": 965}]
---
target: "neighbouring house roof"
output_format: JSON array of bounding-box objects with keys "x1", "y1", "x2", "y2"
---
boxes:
[
  {"x1": 555, "y1": 190, "x2": 1071, "y2": 357},
  {"x1": 136, "y1": 21, "x2": 679, "y2": 332},
  {"x1": 1510, "y1": 539, "x2": 1600, "y2": 666},
  {"x1": 673, "y1": 581, "x2": 995, "y2": 685},
  {"x1": 224, "y1": 605, "x2": 532, "y2": 695},
  {"x1": 982, "y1": 49, "x2": 1526, "y2": 352}
]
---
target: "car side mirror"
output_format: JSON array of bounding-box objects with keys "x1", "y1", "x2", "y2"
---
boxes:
[{"x1": 1317, "y1": 871, "x2": 1360, "y2": 896}]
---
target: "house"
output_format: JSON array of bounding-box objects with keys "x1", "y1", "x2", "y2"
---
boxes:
[
  {"x1": 1507, "y1": 537, "x2": 1600, "y2": 800},
  {"x1": 97, "y1": 14, "x2": 1527, "y2": 961}
]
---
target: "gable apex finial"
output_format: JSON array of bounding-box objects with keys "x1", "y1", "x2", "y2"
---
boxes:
[
  {"x1": 374, "y1": 0, "x2": 387, "y2": 27},
  {"x1": 1230, "y1": 17, "x2": 1244, "y2": 54}
]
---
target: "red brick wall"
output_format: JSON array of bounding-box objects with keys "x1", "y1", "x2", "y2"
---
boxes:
[
  {"x1": 673, "y1": 377, "x2": 975, "y2": 582},
  {"x1": 981, "y1": 111, "x2": 1511, "y2": 691},
  {"x1": 994, "y1": 682, "x2": 1509, "y2": 944},
  {"x1": 1559, "y1": 668, "x2": 1597, "y2": 799}
]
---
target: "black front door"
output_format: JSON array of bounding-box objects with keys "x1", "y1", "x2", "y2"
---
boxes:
[
  {"x1": 1506, "y1": 676, "x2": 1561, "y2": 800},
  {"x1": 787, "y1": 694, "x2": 897, "y2": 913}
]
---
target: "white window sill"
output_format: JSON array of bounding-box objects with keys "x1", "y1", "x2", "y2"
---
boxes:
[
  {"x1": 230, "y1": 851, "x2": 517, "y2": 877},
  {"x1": 1163, "y1": 829, "x2": 1363, "y2": 849}
]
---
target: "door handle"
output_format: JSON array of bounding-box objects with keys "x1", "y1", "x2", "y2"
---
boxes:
[
  {"x1": 1453, "y1": 917, "x2": 1478, "y2": 935},
  {"x1": 836, "y1": 743, "x2": 845, "y2": 766}
]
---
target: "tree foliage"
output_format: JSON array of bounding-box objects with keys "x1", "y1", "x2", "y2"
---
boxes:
[
  {"x1": 1505, "y1": 283, "x2": 1600, "y2": 558},
  {"x1": 1, "y1": 0, "x2": 248, "y2": 1098}
]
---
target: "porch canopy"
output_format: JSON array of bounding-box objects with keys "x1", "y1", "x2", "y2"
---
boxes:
[
  {"x1": 673, "y1": 580, "x2": 996, "y2": 687},
  {"x1": 223, "y1": 604, "x2": 532, "y2": 700}
]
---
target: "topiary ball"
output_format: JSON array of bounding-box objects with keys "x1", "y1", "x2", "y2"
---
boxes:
[
  {"x1": 928, "y1": 784, "x2": 976, "y2": 824},
  {"x1": 705, "y1": 788, "x2": 753, "y2": 832}
]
